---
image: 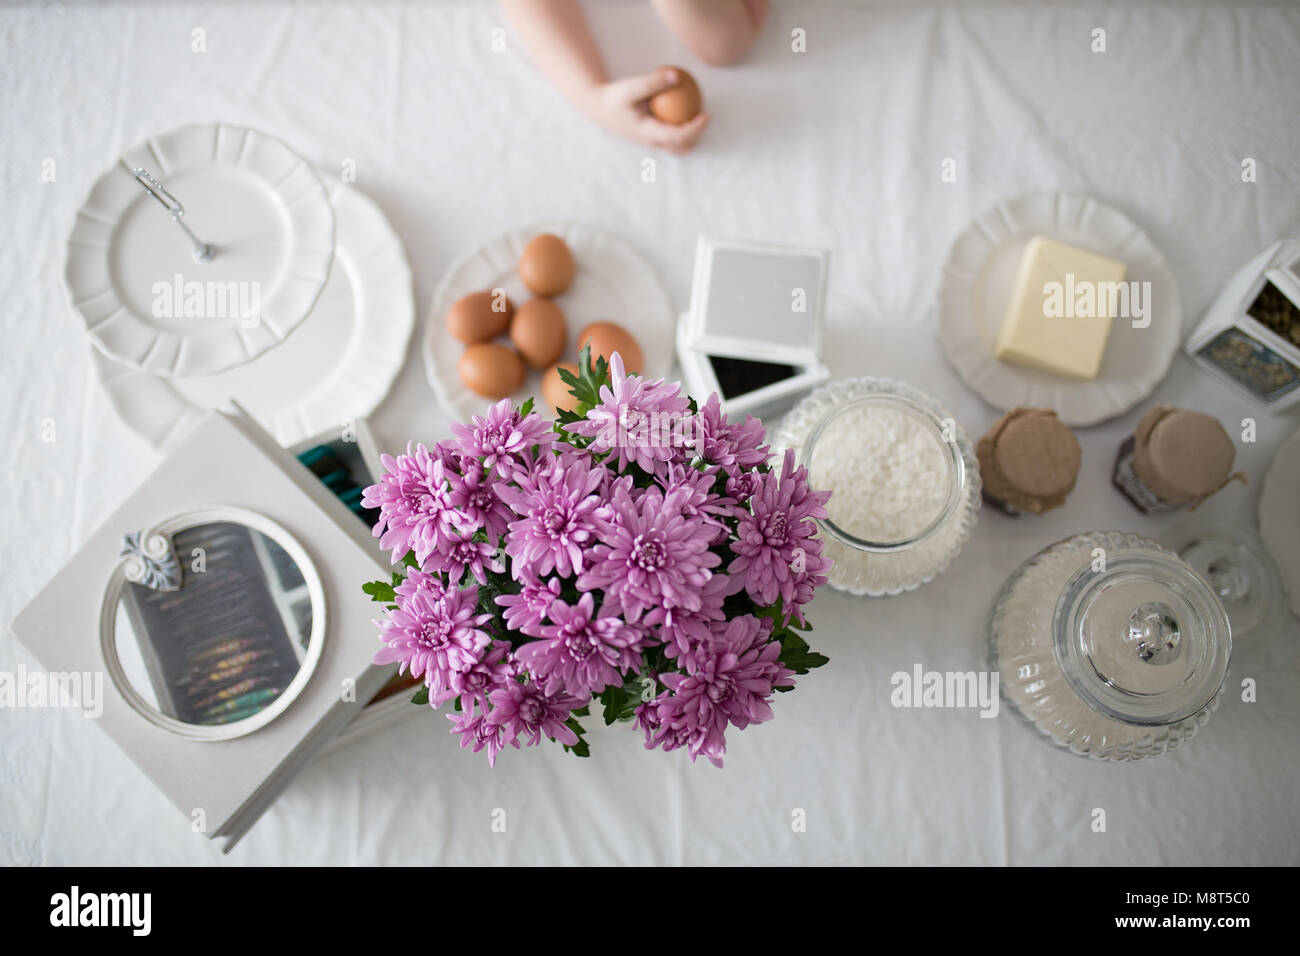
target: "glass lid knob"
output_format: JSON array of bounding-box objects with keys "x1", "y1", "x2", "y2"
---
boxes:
[{"x1": 1124, "y1": 601, "x2": 1183, "y2": 664}]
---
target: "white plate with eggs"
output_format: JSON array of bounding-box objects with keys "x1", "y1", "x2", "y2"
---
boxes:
[
  {"x1": 935, "y1": 191, "x2": 1181, "y2": 427},
  {"x1": 423, "y1": 223, "x2": 675, "y2": 421}
]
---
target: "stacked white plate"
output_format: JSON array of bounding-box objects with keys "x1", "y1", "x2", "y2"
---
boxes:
[{"x1": 69, "y1": 123, "x2": 414, "y2": 450}]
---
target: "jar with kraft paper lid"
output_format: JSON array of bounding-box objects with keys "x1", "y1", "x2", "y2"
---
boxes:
[
  {"x1": 977, "y1": 408, "x2": 1081, "y2": 515},
  {"x1": 1113, "y1": 405, "x2": 1244, "y2": 513}
]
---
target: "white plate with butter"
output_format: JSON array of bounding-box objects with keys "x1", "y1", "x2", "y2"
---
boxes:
[{"x1": 936, "y1": 192, "x2": 1181, "y2": 426}]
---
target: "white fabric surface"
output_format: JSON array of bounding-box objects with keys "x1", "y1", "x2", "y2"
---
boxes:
[{"x1": 3, "y1": 0, "x2": 1299, "y2": 866}]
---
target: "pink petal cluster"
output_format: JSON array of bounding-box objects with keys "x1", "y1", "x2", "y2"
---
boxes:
[
  {"x1": 563, "y1": 353, "x2": 691, "y2": 474},
  {"x1": 577, "y1": 480, "x2": 721, "y2": 623},
  {"x1": 729, "y1": 449, "x2": 832, "y2": 614},
  {"x1": 637, "y1": 615, "x2": 795, "y2": 767},
  {"x1": 363, "y1": 380, "x2": 832, "y2": 767}
]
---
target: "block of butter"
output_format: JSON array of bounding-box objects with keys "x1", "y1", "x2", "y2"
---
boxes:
[{"x1": 994, "y1": 236, "x2": 1128, "y2": 381}]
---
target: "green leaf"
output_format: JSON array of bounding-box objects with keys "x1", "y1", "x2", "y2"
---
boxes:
[
  {"x1": 771, "y1": 625, "x2": 829, "y2": 676},
  {"x1": 401, "y1": 551, "x2": 419, "y2": 569},
  {"x1": 599, "y1": 684, "x2": 629, "y2": 725},
  {"x1": 563, "y1": 737, "x2": 591, "y2": 758},
  {"x1": 779, "y1": 629, "x2": 810, "y2": 653},
  {"x1": 779, "y1": 650, "x2": 830, "y2": 673},
  {"x1": 519, "y1": 396, "x2": 535, "y2": 418},
  {"x1": 410, "y1": 686, "x2": 429, "y2": 706},
  {"x1": 777, "y1": 638, "x2": 829, "y2": 676},
  {"x1": 560, "y1": 715, "x2": 590, "y2": 758},
  {"x1": 558, "y1": 343, "x2": 612, "y2": 411},
  {"x1": 363, "y1": 580, "x2": 396, "y2": 603}
]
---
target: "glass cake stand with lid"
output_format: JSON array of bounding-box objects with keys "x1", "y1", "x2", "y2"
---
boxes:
[{"x1": 990, "y1": 531, "x2": 1232, "y2": 760}]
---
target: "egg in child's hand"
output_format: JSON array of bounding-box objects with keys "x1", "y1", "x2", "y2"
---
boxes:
[
  {"x1": 542, "y1": 362, "x2": 580, "y2": 416},
  {"x1": 446, "y1": 290, "x2": 513, "y2": 344},
  {"x1": 649, "y1": 67, "x2": 702, "y2": 125},
  {"x1": 511, "y1": 299, "x2": 568, "y2": 369},
  {"x1": 519, "y1": 234, "x2": 576, "y2": 297},
  {"x1": 578, "y1": 320, "x2": 643, "y2": 375},
  {"x1": 459, "y1": 343, "x2": 525, "y2": 399}
]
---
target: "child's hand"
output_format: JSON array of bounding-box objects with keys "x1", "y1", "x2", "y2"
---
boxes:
[{"x1": 579, "y1": 68, "x2": 710, "y2": 154}]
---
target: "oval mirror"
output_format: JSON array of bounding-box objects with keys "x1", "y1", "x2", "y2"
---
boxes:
[{"x1": 101, "y1": 508, "x2": 325, "y2": 740}]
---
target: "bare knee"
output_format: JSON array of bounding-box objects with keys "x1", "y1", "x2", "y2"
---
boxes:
[
  {"x1": 689, "y1": 30, "x2": 759, "y2": 67},
  {"x1": 652, "y1": 0, "x2": 766, "y2": 67}
]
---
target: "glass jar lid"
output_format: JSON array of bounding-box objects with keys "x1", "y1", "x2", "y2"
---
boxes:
[
  {"x1": 1053, "y1": 536, "x2": 1232, "y2": 727},
  {"x1": 1167, "y1": 525, "x2": 1289, "y2": 642}
]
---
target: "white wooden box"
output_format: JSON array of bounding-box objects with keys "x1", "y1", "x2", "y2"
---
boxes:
[
  {"x1": 1186, "y1": 237, "x2": 1300, "y2": 409},
  {"x1": 676, "y1": 237, "x2": 830, "y2": 422}
]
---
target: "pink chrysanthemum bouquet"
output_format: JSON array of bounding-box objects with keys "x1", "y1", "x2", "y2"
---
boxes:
[{"x1": 362, "y1": 348, "x2": 832, "y2": 766}]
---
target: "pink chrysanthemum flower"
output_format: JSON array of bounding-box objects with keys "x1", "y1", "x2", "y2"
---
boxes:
[
  {"x1": 450, "y1": 398, "x2": 553, "y2": 478},
  {"x1": 487, "y1": 681, "x2": 583, "y2": 749},
  {"x1": 427, "y1": 533, "x2": 502, "y2": 586},
  {"x1": 514, "y1": 592, "x2": 642, "y2": 697},
  {"x1": 494, "y1": 575, "x2": 563, "y2": 637},
  {"x1": 577, "y1": 482, "x2": 721, "y2": 623},
  {"x1": 362, "y1": 442, "x2": 466, "y2": 565},
  {"x1": 394, "y1": 566, "x2": 444, "y2": 604},
  {"x1": 495, "y1": 451, "x2": 607, "y2": 579},
  {"x1": 564, "y1": 353, "x2": 691, "y2": 474},
  {"x1": 787, "y1": 545, "x2": 833, "y2": 627},
  {"x1": 641, "y1": 615, "x2": 794, "y2": 767},
  {"x1": 448, "y1": 709, "x2": 507, "y2": 766},
  {"x1": 449, "y1": 641, "x2": 515, "y2": 712},
  {"x1": 656, "y1": 571, "x2": 739, "y2": 672},
  {"x1": 658, "y1": 463, "x2": 736, "y2": 537},
  {"x1": 373, "y1": 575, "x2": 492, "y2": 704},
  {"x1": 634, "y1": 698, "x2": 690, "y2": 753},
  {"x1": 729, "y1": 449, "x2": 831, "y2": 607},
  {"x1": 691, "y1": 394, "x2": 771, "y2": 471},
  {"x1": 725, "y1": 469, "x2": 762, "y2": 507},
  {"x1": 446, "y1": 465, "x2": 513, "y2": 545}
]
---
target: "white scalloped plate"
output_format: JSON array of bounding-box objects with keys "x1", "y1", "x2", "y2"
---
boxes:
[
  {"x1": 91, "y1": 178, "x2": 412, "y2": 450},
  {"x1": 1258, "y1": 425, "x2": 1300, "y2": 618},
  {"x1": 423, "y1": 223, "x2": 675, "y2": 421},
  {"x1": 67, "y1": 123, "x2": 335, "y2": 378},
  {"x1": 936, "y1": 192, "x2": 1181, "y2": 426}
]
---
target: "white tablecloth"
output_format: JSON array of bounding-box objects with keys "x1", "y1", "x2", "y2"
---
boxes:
[{"x1": 3, "y1": 0, "x2": 1299, "y2": 866}]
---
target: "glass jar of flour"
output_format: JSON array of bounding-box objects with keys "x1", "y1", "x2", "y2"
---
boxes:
[
  {"x1": 990, "y1": 531, "x2": 1232, "y2": 760},
  {"x1": 772, "y1": 377, "x2": 981, "y2": 596}
]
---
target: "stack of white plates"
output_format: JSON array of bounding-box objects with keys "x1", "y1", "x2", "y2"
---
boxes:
[{"x1": 68, "y1": 123, "x2": 413, "y2": 450}]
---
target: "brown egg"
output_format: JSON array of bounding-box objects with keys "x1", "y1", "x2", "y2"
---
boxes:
[
  {"x1": 577, "y1": 320, "x2": 643, "y2": 375},
  {"x1": 542, "y1": 362, "x2": 580, "y2": 416},
  {"x1": 510, "y1": 299, "x2": 568, "y2": 369},
  {"x1": 519, "y1": 234, "x2": 576, "y2": 297},
  {"x1": 649, "y1": 67, "x2": 702, "y2": 125},
  {"x1": 458, "y1": 343, "x2": 525, "y2": 399},
  {"x1": 446, "y1": 289, "x2": 513, "y2": 344}
]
